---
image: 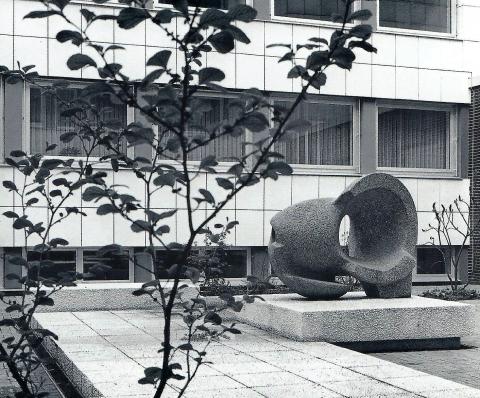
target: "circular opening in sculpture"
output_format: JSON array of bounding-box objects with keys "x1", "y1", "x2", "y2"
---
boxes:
[{"x1": 338, "y1": 215, "x2": 350, "y2": 252}]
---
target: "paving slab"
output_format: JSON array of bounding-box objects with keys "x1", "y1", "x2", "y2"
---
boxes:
[{"x1": 34, "y1": 310, "x2": 480, "y2": 398}]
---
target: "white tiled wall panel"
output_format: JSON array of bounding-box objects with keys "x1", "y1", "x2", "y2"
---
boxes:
[{"x1": 0, "y1": 0, "x2": 474, "y2": 103}]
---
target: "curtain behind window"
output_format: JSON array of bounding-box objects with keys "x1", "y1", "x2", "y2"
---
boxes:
[
  {"x1": 275, "y1": 101, "x2": 353, "y2": 166},
  {"x1": 379, "y1": 0, "x2": 451, "y2": 33},
  {"x1": 30, "y1": 87, "x2": 128, "y2": 157},
  {"x1": 378, "y1": 107, "x2": 450, "y2": 170},
  {"x1": 274, "y1": 0, "x2": 347, "y2": 21},
  {"x1": 160, "y1": 96, "x2": 243, "y2": 162}
]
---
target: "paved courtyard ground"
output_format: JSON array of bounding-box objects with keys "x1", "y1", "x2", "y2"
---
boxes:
[
  {"x1": 34, "y1": 310, "x2": 480, "y2": 398},
  {"x1": 372, "y1": 299, "x2": 480, "y2": 390}
]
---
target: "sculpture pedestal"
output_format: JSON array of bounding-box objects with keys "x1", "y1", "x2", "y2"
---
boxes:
[{"x1": 229, "y1": 292, "x2": 475, "y2": 349}]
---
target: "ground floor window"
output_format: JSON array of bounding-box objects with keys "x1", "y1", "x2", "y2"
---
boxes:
[
  {"x1": 83, "y1": 250, "x2": 130, "y2": 281},
  {"x1": 27, "y1": 250, "x2": 76, "y2": 280},
  {"x1": 417, "y1": 246, "x2": 449, "y2": 275}
]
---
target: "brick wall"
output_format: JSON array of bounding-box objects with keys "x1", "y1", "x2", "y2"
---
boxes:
[{"x1": 469, "y1": 86, "x2": 480, "y2": 283}]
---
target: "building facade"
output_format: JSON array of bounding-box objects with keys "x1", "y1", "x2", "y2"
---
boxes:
[{"x1": 0, "y1": 0, "x2": 478, "y2": 289}]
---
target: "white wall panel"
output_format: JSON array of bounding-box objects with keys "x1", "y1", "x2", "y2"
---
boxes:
[
  {"x1": 399, "y1": 178, "x2": 418, "y2": 209},
  {"x1": 14, "y1": 36, "x2": 48, "y2": 75},
  {"x1": 319, "y1": 176, "x2": 346, "y2": 198},
  {"x1": 48, "y1": 4, "x2": 83, "y2": 39},
  {"x1": 113, "y1": 212, "x2": 146, "y2": 247},
  {"x1": 395, "y1": 36, "x2": 419, "y2": 68},
  {"x1": 321, "y1": 66, "x2": 346, "y2": 96},
  {"x1": 236, "y1": 209, "x2": 263, "y2": 246},
  {"x1": 346, "y1": 63, "x2": 372, "y2": 97},
  {"x1": 292, "y1": 24, "x2": 320, "y2": 51},
  {"x1": 372, "y1": 65, "x2": 395, "y2": 99},
  {"x1": 457, "y1": 5, "x2": 480, "y2": 41},
  {"x1": 417, "y1": 179, "x2": 441, "y2": 212},
  {"x1": 236, "y1": 21, "x2": 265, "y2": 56},
  {"x1": 263, "y1": 210, "x2": 276, "y2": 246},
  {"x1": 418, "y1": 69, "x2": 442, "y2": 102},
  {"x1": 0, "y1": 1, "x2": 14, "y2": 36},
  {"x1": 81, "y1": 208, "x2": 114, "y2": 246},
  {"x1": 0, "y1": 35, "x2": 14, "y2": 70},
  {"x1": 14, "y1": 206, "x2": 48, "y2": 247},
  {"x1": 205, "y1": 173, "x2": 235, "y2": 210},
  {"x1": 440, "y1": 71, "x2": 471, "y2": 103},
  {"x1": 82, "y1": 5, "x2": 114, "y2": 44},
  {"x1": 145, "y1": 18, "x2": 175, "y2": 48},
  {"x1": 291, "y1": 175, "x2": 319, "y2": 204},
  {"x1": 265, "y1": 56, "x2": 292, "y2": 92},
  {"x1": 50, "y1": 210, "x2": 82, "y2": 247},
  {"x1": 206, "y1": 208, "x2": 236, "y2": 245},
  {"x1": 0, "y1": 215, "x2": 14, "y2": 247},
  {"x1": 114, "y1": 44, "x2": 146, "y2": 80},
  {"x1": 395, "y1": 67, "x2": 419, "y2": 100},
  {"x1": 14, "y1": 1, "x2": 47, "y2": 38},
  {"x1": 265, "y1": 23, "x2": 292, "y2": 57},
  {"x1": 146, "y1": 46, "x2": 176, "y2": 84},
  {"x1": 114, "y1": 9, "x2": 145, "y2": 46},
  {"x1": 235, "y1": 180, "x2": 264, "y2": 210},
  {"x1": 371, "y1": 33, "x2": 396, "y2": 66},
  {"x1": 236, "y1": 54, "x2": 264, "y2": 90},
  {"x1": 207, "y1": 51, "x2": 236, "y2": 88},
  {"x1": 49, "y1": 39, "x2": 81, "y2": 78},
  {"x1": 0, "y1": 168, "x2": 15, "y2": 208},
  {"x1": 264, "y1": 176, "x2": 291, "y2": 210},
  {"x1": 439, "y1": 179, "x2": 470, "y2": 207}
]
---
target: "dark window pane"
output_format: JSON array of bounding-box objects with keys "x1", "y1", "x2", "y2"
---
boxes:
[
  {"x1": 417, "y1": 247, "x2": 449, "y2": 274},
  {"x1": 378, "y1": 107, "x2": 450, "y2": 170},
  {"x1": 155, "y1": 249, "x2": 247, "y2": 279},
  {"x1": 83, "y1": 250, "x2": 130, "y2": 281},
  {"x1": 274, "y1": 0, "x2": 348, "y2": 21},
  {"x1": 157, "y1": 0, "x2": 243, "y2": 9},
  {"x1": 379, "y1": 0, "x2": 451, "y2": 33},
  {"x1": 274, "y1": 101, "x2": 353, "y2": 166},
  {"x1": 30, "y1": 86, "x2": 128, "y2": 157},
  {"x1": 27, "y1": 250, "x2": 76, "y2": 281}
]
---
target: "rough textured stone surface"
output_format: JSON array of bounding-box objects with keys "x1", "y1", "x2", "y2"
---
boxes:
[
  {"x1": 269, "y1": 173, "x2": 417, "y2": 299},
  {"x1": 227, "y1": 292, "x2": 475, "y2": 343}
]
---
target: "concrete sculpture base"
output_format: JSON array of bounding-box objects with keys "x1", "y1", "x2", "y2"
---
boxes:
[{"x1": 229, "y1": 292, "x2": 475, "y2": 347}]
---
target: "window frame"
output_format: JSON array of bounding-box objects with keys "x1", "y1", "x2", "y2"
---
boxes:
[
  {"x1": 153, "y1": 0, "x2": 248, "y2": 11},
  {"x1": 375, "y1": 100, "x2": 458, "y2": 178},
  {"x1": 23, "y1": 79, "x2": 135, "y2": 160},
  {"x1": 270, "y1": 0, "x2": 360, "y2": 28},
  {"x1": 376, "y1": 0, "x2": 457, "y2": 38},
  {"x1": 270, "y1": 94, "x2": 360, "y2": 175}
]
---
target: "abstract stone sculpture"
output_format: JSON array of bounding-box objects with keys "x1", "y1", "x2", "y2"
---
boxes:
[{"x1": 268, "y1": 173, "x2": 417, "y2": 299}]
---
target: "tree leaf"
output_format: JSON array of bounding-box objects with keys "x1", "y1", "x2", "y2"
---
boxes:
[
  {"x1": 227, "y1": 5, "x2": 257, "y2": 22},
  {"x1": 2, "y1": 181, "x2": 17, "y2": 191},
  {"x1": 198, "y1": 67, "x2": 225, "y2": 85},
  {"x1": 67, "y1": 54, "x2": 97, "y2": 70},
  {"x1": 146, "y1": 50, "x2": 172, "y2": 68},
  {"x1": 117, "y1": 7, "x2": 149, "y2": 29},
  {"x1": 216, "y1": 177, "x2": 234, "y2": 190},
  {"x1": 209, "y1": 31, "x2": 234, "y2": 54}
]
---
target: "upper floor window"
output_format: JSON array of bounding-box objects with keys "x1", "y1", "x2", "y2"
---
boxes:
[
  {"x1": 274, "y1": 100, "x2": 354, "y2": 166},
  {"x1": 160, "y1": 95, "x2": 244, "y2": 162},
  {"x1": 378, "y1": 106, "x2": 453, "y2": 170},
  {"x1": 156, "y1": 0, "x2": 243, "y2": 9},
  {"x1": 273, "y1": 0, "x2": 349, "y2": 21},
  {"x1": 29, "y1": 84, "x2": 128, "y2": 157},
  {"x1": 379, "y1": 0, "x2": 452, "y2": 33}
]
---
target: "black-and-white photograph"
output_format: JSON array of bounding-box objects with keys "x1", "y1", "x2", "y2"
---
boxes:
[{"x1": 0, "y1": 0, "x2": 479, "y2": 397}]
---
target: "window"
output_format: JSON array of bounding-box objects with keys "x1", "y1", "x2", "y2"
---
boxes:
[
  {"x1": 379, "y1": 0, "x2": 452, "y2": 33},
  {"x1": 274, "y1": 100, "x2": 353, "y2": 166},
  {"x1": 83, "y1": 250, "x2": 130, "y2": 281},
  {"x1": 378, "y1": 106, "x2": 452, "y2": 170},
  {"x1": 417, "y1": 246, "x2": 449, "y2": 274},
  {"x1": 27, "y1": 250, "x2": 77, "y2": 281},
  {"x1": 156, "y1": 0, "x2": 243, "y2": 9},
  {"x1": 274, "y1": 0, "x2": 349, "y2": 21},
  {"x1": 155, "y1": 248, "x2": 247, "y2": 279},
  {"x1": 160, "y1": 95, "x2": 244, "y2": 162},
  {"x1": 29, "y1": 85, "x2": 128, "y2": 157}
]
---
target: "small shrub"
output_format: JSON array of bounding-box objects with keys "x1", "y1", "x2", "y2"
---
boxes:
[{"x1": 421, "y1": 288, "x2": 480, "y2": 301}]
